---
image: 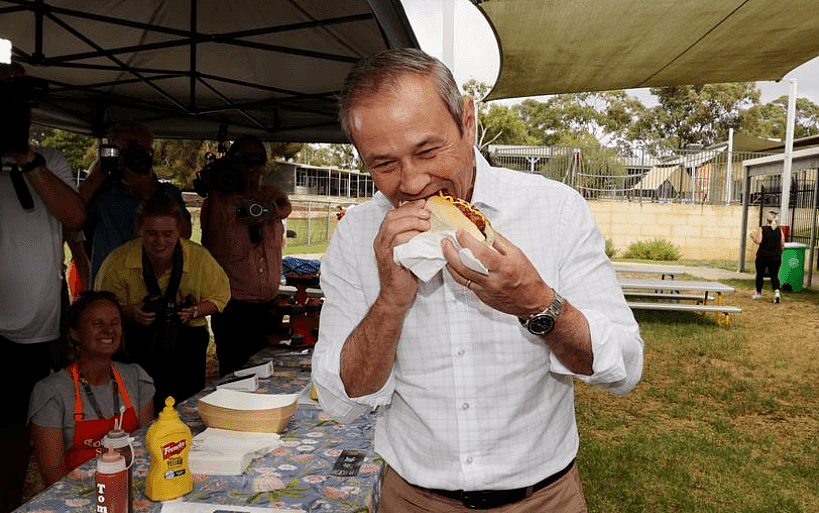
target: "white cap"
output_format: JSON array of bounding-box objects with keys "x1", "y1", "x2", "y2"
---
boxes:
[{"x1": 96, "y1": 444, "x2": 125, "y2": 474}]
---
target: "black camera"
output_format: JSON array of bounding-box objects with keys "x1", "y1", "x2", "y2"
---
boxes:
[
  {"x1": 193, "y1": 152, "x2": 244, "y2": 197},
  {"x1": 142, "y1": 295, "x2": 193, "y2": 326},
  {"x1": 236, "y1": 199, "x2": 274, "y2": 221},
  {"x1": 0, "y1": 75, "x2": 47, "y2": 156},
  {"x1": 99, "y1": 144, "x2": 121, "y2": 178},
  {"x1": 99, "y1": 139, "x2": 152, "y2": 178}
]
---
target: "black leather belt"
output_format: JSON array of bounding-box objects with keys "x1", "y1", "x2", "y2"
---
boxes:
[{"x1": 421, "y1": 459, "x2": 575, "y2": 510}]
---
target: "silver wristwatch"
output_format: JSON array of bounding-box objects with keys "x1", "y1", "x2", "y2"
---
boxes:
[{"x1": 519, "y1": 293, "x2": 564, "y2": 336}]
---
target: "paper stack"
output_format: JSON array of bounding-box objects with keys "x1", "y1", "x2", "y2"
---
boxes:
[
  {"x1": 189, "y1": 427, "x2": 282, "y2": 475},
  {"x1": 234, "y1": 361, "x2": 274, "y2": 378},
  {"x1": 216, "y1": 375, "x2": 258, "y2": 391}
]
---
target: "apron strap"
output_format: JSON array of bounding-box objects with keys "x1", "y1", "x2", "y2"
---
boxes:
[
  {"x1": 111, "y1": 363, "x2": 135, "y2": 413},
  {"x1": 69, "y1": 362, "x2": 84, "y2": 423}
]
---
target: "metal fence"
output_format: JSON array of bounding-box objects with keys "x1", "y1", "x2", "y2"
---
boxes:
[
  {"x1": 285, "y1": 199, "x2": 344, "y2": 249},
  {"x1": 488, "y1": 145, "x2": 778, "y2": 205}
]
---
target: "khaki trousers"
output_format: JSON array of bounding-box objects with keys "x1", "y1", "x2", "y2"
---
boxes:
[{"x1": 379, "y1": 464, "x2": 588, "y2": 513}]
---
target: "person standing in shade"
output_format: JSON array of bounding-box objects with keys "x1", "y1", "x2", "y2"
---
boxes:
[
  {"x1": 78, "y1": 121, "x2": 192, "y2": 286},
  {"x1": 751, "y1": 211, "x2": 785, "y2": 303},
  {"x1": 0, "y1": 62, "x2": 86, "y2": 512},
  {"x1": 201, "y1": 135, "x2": 292, "y2": 377}
]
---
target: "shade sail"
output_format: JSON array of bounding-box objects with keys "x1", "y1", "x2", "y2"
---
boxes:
[
  {"x1": 480, "y1": 0, "x2": 819, "y2": 101},
  {"x1": 1, "y1": 0, "x2": 418, "y2": 142}
]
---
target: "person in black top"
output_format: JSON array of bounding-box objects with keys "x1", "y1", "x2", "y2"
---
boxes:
[{"x1": 751, "y1": 211, "x2": 785, "y2": 303}]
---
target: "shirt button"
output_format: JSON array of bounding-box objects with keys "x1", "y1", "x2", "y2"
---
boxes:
[
  {"x1": 457, "y1": 349, "x2": 465, "y2": 356},
  {"x1": 461, "y1": 402, "x2": 469, "y2": 410},
  {"x1": 466, "y1": 456, "x2": 473, "y2": 464}
]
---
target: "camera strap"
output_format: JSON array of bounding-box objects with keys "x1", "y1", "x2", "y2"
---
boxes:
[
  {"x1": 8, "y1": 164, "x2": 35, "y2": 210},
  {"x1": 141, "y1": 242, "x2": 184, "y2": 303}
]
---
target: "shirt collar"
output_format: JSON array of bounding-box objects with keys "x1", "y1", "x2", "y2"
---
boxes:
[{"x1": 469, "y1": 146, "x2": 501, "y2": 217}]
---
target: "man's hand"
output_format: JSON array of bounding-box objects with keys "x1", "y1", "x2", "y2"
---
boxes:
[
  {"x1": 441, "y1": 229, "x2": 551, "y2": 319},
  {"x1": 372, "y1": 199, "x2": 431, "y2": 312}
]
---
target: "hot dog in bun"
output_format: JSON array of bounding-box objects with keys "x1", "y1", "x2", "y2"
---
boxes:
[{"x1": 426, "y1": 191, "x2": 495, "y2": 246}]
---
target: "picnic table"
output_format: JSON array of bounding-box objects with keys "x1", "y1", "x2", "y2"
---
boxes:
[
  {"x1": 612, "y1": 263, "x2": 682, "y2": 280},
  {"x1": 619, "y1": 277, "x2": 742, "y2": 326},
  {"x1": 14, "y1": 346, "x2": 383, "y2": 513}
]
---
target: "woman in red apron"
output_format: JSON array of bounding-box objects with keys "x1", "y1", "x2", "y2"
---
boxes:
[{"x1": 29, "y1": 291, "x2": 155, "y2": 485}]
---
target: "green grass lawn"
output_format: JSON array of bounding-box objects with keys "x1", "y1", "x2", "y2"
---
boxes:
[{"x1": 575, "y1": 279, "x2": 819, "y2": 512}]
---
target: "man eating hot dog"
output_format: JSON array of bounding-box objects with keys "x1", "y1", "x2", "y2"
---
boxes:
[{"x1": 312, "y1": 48, "x2": 644, "y2": 512}]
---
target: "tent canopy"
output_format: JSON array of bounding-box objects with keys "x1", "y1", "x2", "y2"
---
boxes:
[
  {"x1": 480, "y1": 0, "x2": 819, "y2": 101},
  {"x1": 1, "y1": 0, "x2": 417, "y2": 143},
  {"x1": 4, "y1": 0, "x2": 819, "y2": 142}
]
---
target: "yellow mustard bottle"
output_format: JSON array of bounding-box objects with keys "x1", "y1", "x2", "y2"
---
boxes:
[{"x1": 145, "y1": 397, "x2": 193, "y2": 501}]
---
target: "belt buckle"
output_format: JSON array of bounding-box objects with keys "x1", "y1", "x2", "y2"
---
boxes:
[{"x1": 460, "y1": 490, "x2": 518, "y2": 510}]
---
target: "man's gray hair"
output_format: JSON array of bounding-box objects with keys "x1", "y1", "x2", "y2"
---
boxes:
[{"x1": 338, "y1": 48, "x2": 464, "y2": 143}]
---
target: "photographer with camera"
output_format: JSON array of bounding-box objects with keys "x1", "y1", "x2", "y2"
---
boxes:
[
  {"x1": 78, "y1": 121, "x2": 192, "y2": 286},
  {"x1": 95, "y1": 191, "x2": 230, "y2": 414},
  {"x1": 0, "y1": 62, "x2": 86, "y2": 512},
  {"x1": 200, "y1": 135, "x2": 292, "y2": 377}
]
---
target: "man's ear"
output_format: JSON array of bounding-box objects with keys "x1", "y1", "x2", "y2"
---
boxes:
[{"x1": 462, "y1": 96, "x2": 476, "y2": 146}]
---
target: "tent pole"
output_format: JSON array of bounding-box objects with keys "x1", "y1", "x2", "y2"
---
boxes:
[
  {"x1": 780, "y1": 79, "x2": 797, "y2": 238},
  {"x1": 725, "y1": 128, "x2": 733, "y2": 204},
  {"x1": 442, "y1": 0, "x2": 455, "y2": 71}
]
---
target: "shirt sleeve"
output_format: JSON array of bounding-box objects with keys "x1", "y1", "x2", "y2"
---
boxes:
[
  {"x1": 195, "y1": 244, "x2": 231, "y2": 312},
  {"x1": 28, "y1": 377, "x2": 67, "y2": 429},
  {"x1": 42, "y1": 147, "x2": 77, "y2": 192},
  {"x1": 311, "y1": 213, "x2": 393, "y2": 423},
  {"x1": 547, "y1": 190, "x2": 644, "y2": 396}
]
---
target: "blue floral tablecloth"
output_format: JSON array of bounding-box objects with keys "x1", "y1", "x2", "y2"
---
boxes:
[{"x1": 15, "y1": 347, "x2": 383, "y2": 513}]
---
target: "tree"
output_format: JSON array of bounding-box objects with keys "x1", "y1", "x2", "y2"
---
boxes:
[
  {"x1": 634, "y1": 83, "x2": 760, "y2": 151},
  {"x1": 39, "y1": 128, "x2": 96, "y2": 172},
  {"x1": 295, "y1": 143, "x2": 362, "y2": 170},
  {"x1": 463, "y1": 79, "x2": 535, "y2": 148},
  {"x1": 744, "y1": 96, "x2": 819, "y2": 140},
  {"x1": 513, "y1": 91, "x2": 645, "y2": 149}
]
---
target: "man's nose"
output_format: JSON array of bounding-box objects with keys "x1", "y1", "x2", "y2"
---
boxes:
[{"x1": 399, "y1": 162, "x2": 429, "y2": 196}]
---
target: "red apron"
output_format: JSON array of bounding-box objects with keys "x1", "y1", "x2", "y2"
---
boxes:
[{"x1": 65, "y1": 361, "x2": 139, "y2": 471}]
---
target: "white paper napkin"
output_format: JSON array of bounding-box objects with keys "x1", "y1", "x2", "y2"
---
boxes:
[
  {"x1": 189, "y1": 428, "x2": 282, "y2": 476},
  {"x1": 393, "y1": 230, "x2": 489, "y2": 282}
]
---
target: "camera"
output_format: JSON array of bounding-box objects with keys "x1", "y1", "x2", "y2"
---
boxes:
[
  {"x1": 193, "y1": 152, "x2": 244, "y2": 197},
  {"x1": 100, "y1": 139, "x2": 154, "y2": 177},
  {"x1": 142, "y1": 295, "x2": 193, "y2": 326},
  {"x1": 99, "y1": 139, "x2": 152, "y2": 178},
  {"x1": 99, "y1": 144, "x2": 121, "y2": 178},
  {"x1": 0, "y1": 75, "x2": 47, "y2": 156},
  {"x1": 236, "y1": 199, "x2": 274, "y2": 221}
]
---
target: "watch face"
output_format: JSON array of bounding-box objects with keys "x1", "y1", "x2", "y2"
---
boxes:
[{"x1": 529, "y1": 314, "x2": 556, "y2": 335}]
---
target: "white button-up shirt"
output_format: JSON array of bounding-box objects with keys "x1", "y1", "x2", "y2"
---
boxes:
[{"x1": 312, "y1": 150, "x2": 643, "y2": 491}]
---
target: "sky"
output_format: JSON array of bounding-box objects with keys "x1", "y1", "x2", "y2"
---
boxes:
[{"x1": 401, "y1": 0, "x2": 819, "y2": 107}]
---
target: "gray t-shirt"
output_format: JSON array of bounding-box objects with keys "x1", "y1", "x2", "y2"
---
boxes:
[{"x1": 28, "y1": 362, "x2": 155, "y2": 452}]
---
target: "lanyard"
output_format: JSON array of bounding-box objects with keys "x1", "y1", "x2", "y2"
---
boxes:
[
  {"x1": 141, "y1": 242, "x2": 184, "y2": 302},
  {"x1": 79, "y1": 365, "x2": 120, "y2": 420}
]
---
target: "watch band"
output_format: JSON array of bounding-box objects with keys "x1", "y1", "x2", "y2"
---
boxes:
[{"x1": 20, "y1": 152, "x2": 46, "y2": 173}]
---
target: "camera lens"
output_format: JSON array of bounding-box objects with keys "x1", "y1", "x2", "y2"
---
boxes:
[{"x1": 247, "y1": 203, "x2": 264, "y2": 218}]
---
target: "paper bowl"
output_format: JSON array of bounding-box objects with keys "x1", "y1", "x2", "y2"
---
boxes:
[{"x1": 198, "y1": 389, "x2": 298, "y2": 433}]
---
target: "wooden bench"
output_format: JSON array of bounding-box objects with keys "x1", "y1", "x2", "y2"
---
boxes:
[
  {"x1": 619, "y1": 278, "x2": 740, "y2": 326},
  {"x1": 613, "y1": 263, "x2": 683, "y2": 280},
  {"x1": 622, "y1": 291, "x2": 714, "y2": 302},
  {"x1": 626, "y1": 301, "x2": 742, "y2": 326}
]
